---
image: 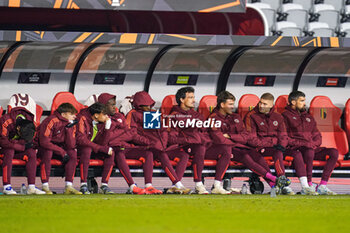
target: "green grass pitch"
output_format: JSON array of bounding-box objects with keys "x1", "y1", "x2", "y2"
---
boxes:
[{"x1": 1, "y1": 195, "x2": 350, "y2": 233}]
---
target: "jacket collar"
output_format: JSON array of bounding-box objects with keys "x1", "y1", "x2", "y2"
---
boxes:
[{"x1": 53, "y1": 110, "x2": 69, "y2": 122}]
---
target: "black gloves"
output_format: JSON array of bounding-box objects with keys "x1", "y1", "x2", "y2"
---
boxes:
[
  {"x1": 274, "y1": 144, "x2": 286, "y2": 153},
  {"x1": 25, "y1": 142, "x2": 33, "y2": 150},
  {"x1": 66, "y1": 120, "x2": 78, "y2": 128},
  {"x1": 62, "y1": 154, "x2": 70, "y2": 164}
]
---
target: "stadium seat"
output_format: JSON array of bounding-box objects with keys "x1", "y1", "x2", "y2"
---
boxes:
[
  {"x1": 50, "y1": 159, "x2": 63, "y2": 166},
  {"x1": 344, "y1": 28, "x2": 350, "y2": 37},
  {"x1": 229, "y1": 161, "x2": 244, "y2": 167},
  {"x1": 284, "y1": 9, "x2": 308, "y2": 30},
  {"x1": 314, "y1": 4, "x2": 335, "y2": 13},
  {"x1": 322, "y1": 0, "x2": 344, "y2": 13},
  {"x1": 276, "y1": 21, "x2": 298, "y2": 30},
  {"x1": 204, "y1": 160, "x2": 218, "y2": 166},
  {"x1": 260, "y1": 8, "x2": 277, "y2": 33},
  {"x1": 312, "y1": 28, "x2": 335, "y2": 37},
  {"x1": 238, "y1": 94, "x2": 259, "y2": 119},
  {"x1": 251, "y1": 3, "x2": 273, "y2": 10},
  {"x1": 280, "y1": 27, "x2": 302, "y2": 36},
  {"x1": 339, "y1": 160, "x2": 350, "y2": 168},
  {"x1": 198, "y1": 95, "x2": 217, "y2": 119},
  {"x1": 51, "y1": 92, "x2": 85, "y2": 114},
  {"x1": 275, "y1": 95, "x2": 288, "y2": 114},
  {"x1": 275, "y1": 21, "x2": 302, "y2": 36},
  {"x1": 35, "y1": 104, "x2": 43, "y2": 126},
  {"x1": 343, "y1": 98, "x2": 350, "y2": 144},
  {"x1": 260, "y1": 0, "x2": 281, "y2": 11},
  {"x1": 340, "y1": 22, "x2": 350, "y2": 33},
  {"x1": 317, "y1": 10, "x2": 340, "y2": 30},
  {"x1": 291, "y1": 0, "x2": 313, "y2": 11},
  {"x1": 88, "y1": 159, "x2": 104, "y2": 166},
  {"x1": 84, "y1": 94, "x2": 99, "y2": 106},
  {"x1": 281, "y1": 3, "x2": 303, "y2": 12},
  {"x1": 309, "y1": 96, "x2": 348, "y2": 160},
  {"x1": 160, "y1": 95, "x2": 176, "y2": 116},
  {"x1": 308, "y1": 22, "x2": 330, "y2": 31}
]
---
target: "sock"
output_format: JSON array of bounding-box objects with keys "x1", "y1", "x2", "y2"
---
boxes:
[
  {"x1": 195, "y1": 182, "x2": 203, "y2": 187},
  {"x1": 42, "y1": 182, "x2": 49, "y2": 188},
  {"x1": 4, "y1": 184, "x2": 11, "y2": 189},
  {"x1": 65, "y1": 181, "x2": 73, "y2": 187},
  {"x1": 299, "y1": 177, "x2": 309, "y2": 188},
  {"x1": 145, "y1": 183, "x2": 152, "y2": 188},
  {"x1": 265, "y1": 173, "x2": 276, "y2": 182},
  {"x1": 101, "y1": 183, "x2": 108, "y2": 187},
  {"x1": 213, "y1": 180, "x2": 221, "y2": 188},
  {"x1": 175, "y1": 181, "x2": 185, "y2": 189},
  {"x1": 308, "y1": 182, "x2": 313, "y2": 187},
  {"x1": 130, "y1": 184, "x2": 136, "y2": 190},
  {"x1": 320, "y1": 180, "x2": 327, "y2": 186},
  {"x1": 28, "y1": 184, "x2": 35, "y2": 189},
  {"x1": 81, "y1": 182, "x2": 87, "y2": 187}
]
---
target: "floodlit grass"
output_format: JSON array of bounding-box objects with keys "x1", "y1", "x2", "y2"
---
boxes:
[{"x1": 0, "y1": 195, "x2": 350, "y2": 233}]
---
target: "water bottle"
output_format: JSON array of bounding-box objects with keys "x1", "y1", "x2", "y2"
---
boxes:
[
  {"x1": 270, "y1": 186, "x2": 276, "y2": 198},
  {"x1": 241, "y1": 183, "x2": 248, "y2": 195},
  {"x1": 20, "y1": 184, "x2": 27, "y2": 195}
]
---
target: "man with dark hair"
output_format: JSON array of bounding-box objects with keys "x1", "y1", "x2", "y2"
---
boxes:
[
  {"x1": 127, "y1": 91, "x2": 191, "y2": 194},
  {"x1": 37, "y1": 103, "x2": 81, "y2": 194},
  {"x1": 175, "y1": 87, "x2": 195, "y2": 106},
  {"x1": 169, "y1": 87, "x2": 208, "y2": 194},
  {"x1": 211, "y1": 91, "x2": 286, "y2": 192},
  {"x1": 169, "y1": 87, "x2": 232, "y2": 194},
  {"x1": 0, "y1": 107, "x2": 45, "y2": 195},
  {"x1": 98, "y1": 93, "x2": 161, "y2": 195},
  {"x1": 76, "y1": 102, "x2": 114, "y2": 194},
  {"x1": 244, "y1": 93, "x2": 294, "y2": 195},
  {"x1": 282, "y1": 91, "x2": 338, "y2": 195}
]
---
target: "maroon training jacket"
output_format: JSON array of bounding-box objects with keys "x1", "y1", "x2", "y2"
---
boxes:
[
  {"x1": 108, "y1": 112, "x2": 150, "y2": 148},
  {"x1": 0, "y1": 107, "x2": 34, "y2": 151},
  {"x1": 126, "y1": 91, "x2": 173, "y2": 151},
  {"x1": 76, "y1": 108, "x2": 111, "y2": 153},
  {"x1": 208, "y1": 108, "x2": 250, "y2": 149},
  {"x1": 167, "y1": 105, "x2": 211, "y2": 147},
  {"x1": 244, "y1": 105, "x2": 288, "y2": 149},
  {"x1": 282, "y1": 105, "x2": 322, "y2": 149},
  {"x1": 37, "y1": 110, "x2": 76, "y2": 156}
]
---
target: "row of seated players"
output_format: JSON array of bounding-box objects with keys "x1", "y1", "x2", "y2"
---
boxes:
[{"x1": 0, "y1": 88, "x2": 338, "y2": 195}]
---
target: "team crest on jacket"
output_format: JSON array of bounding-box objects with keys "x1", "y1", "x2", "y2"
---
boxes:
[
  {"x1": 117, "y1": 119, "x2": 123, "y2": 123},
  {"x1": 293, "y1": 117, "x2": 297, "y2": 120},
  {"x1": 260, "y1": 122, "x2": 264, "y2": 126},
  {"x1": 273, "y1": 121, "x2": 278, "y2": 126},
  {"x1": 306, "y1": 118, "x2": 311, "y2": 122},
  {"x1": 234, "y1": 119, "x2": 240, "y2": 123}
]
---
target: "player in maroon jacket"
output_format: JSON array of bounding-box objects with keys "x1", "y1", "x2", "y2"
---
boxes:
[
  {"x1": 210, "y1": 91, "x2": 287, "y2": 192},
  {"x1": 127, "y1": 91, "x2": 191, "y2": 194},
  {"x1": 169, "y1": 87, "x2": 231, "y2": 194},
  {"x1": 282, "y1": 91, "x2": 338, "y2": 195},
  {"x1": 37, "y1": 103, "x2": 81, "y2": 194},
  {"x1": 244, "y1": 93, "x2": 295, "y2": 195},
  {"x1": 0, "y1": 107, "x2": 45, "y2": 195},
  {"x1": 76, "y1": 103, "x2": 114, "y2": 194},
  {"x1": 98, "y1": 93, "x2": 162, "y2": 195}
]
